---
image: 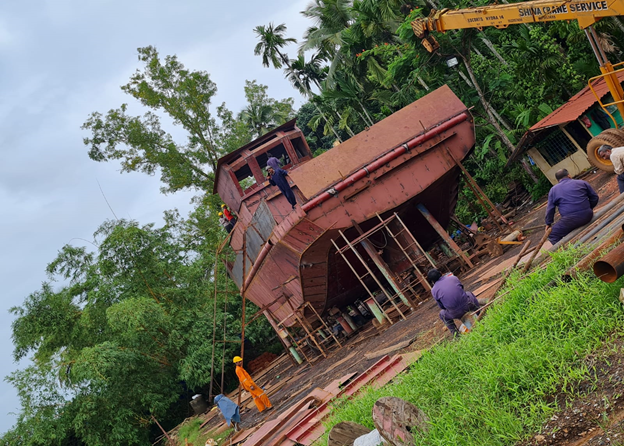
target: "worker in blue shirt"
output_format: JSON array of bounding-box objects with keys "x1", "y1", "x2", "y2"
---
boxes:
[
  {"x1": 427, "y1": 269, "x2": 484, "y2": 338},
  {"x1": 267, "y1": 166, "x2": 297, "y2": 209},
  {"x1": 545, "y1": 169, "x2": 599, "y2": 244}
]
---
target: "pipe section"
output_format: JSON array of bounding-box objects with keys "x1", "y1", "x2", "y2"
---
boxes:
[
  {"x1": 593, "y1": 243, "x2": 624, "y2": 283},
  {"x1": 550, "y1": 192, "x2": 624, "y2": 252},
  {"x1": 301, "y1": 112, "x2": 470, "y2": 213}
]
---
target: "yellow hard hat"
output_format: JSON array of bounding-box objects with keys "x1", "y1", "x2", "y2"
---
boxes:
[
  {"x1": 221, "y1": 204, "x2": 226, "y2": 208},
  {"x1": 233, "y1": 356, "x2": 243, "y2": 363},
  {"x1": 218, "y1": 212, "x2": 223, "y2": 216}
]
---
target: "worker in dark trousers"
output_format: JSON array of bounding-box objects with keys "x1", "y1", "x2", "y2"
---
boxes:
[
  {"x1": 598, "y1": 145, "x2": 624, "y2": 193},
  {"x1": 267, "y1": 166, "x2": 297, "y2": 209},
  {"x1": 545, "y1": 168, "x2": 599, "y2": 244},
  {"x1": 427, "y1": 269, "x2": 484, "y2": 338}
]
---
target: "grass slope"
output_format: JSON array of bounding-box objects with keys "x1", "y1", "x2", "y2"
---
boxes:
[{"x1": 323, "y1": 250, "x2": 624, "y2": 445}]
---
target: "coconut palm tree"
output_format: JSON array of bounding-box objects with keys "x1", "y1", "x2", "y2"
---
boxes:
[
  {"x1": 254, "y1": 23, "x2": 343, "y2": 142},
  {"x1": 253, "y1": 23, "x2": 297, "y2": 69}
]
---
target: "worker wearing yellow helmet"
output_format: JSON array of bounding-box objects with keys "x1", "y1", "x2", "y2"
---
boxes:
[
  {"x1": 233, "y1": 356, "x2": 272, "y2": 412},
  {"x1": 218, "y1": 212, "x2": 233, "y2": 234},
  {"x1": 221, "y1": 204, "x2": 237, "y2": 225}
]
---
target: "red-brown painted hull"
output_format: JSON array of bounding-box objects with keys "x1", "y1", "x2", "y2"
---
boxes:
[{"x1": 239, "y1": 92, "x2": 474, "y2": 325}]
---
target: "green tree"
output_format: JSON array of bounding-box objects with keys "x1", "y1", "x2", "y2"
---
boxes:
[
  {"x1": 3, "y1": 213, "x2": 275, "y2": 446},
  {"x1": 239, "y1": 80, "x2": 295, "y2": 138}
]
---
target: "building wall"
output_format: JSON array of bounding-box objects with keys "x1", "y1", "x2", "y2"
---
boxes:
[{"x1": 527, "y1": 147, "x2": 592, "y2": 185}]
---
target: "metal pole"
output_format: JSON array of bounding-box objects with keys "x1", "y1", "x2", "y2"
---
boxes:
[
  {"x1": 585, "y1": 26, "x2": 624, "y2": 123},
  {"x1": 417, "y1": 203, "x2": 474, "y2": 268},
  {"x1": 238, "y1": 233, "x2": 247, "y2": 407}
]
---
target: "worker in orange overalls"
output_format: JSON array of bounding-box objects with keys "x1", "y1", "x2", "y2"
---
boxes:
[{"x1": 233, "y1": 356, "x2": 272, "y2": 412}]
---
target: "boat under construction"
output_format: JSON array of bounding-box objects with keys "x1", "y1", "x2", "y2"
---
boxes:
[{"x1": 214, "y1": 85, "x2": 497, "y2": 363}]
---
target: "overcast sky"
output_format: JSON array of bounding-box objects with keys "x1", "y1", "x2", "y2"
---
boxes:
[{"x1": 0, "y1": 0, "x2": 308, "y2": 434}]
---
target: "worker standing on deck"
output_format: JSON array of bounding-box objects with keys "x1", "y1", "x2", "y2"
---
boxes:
[
  {"x1": 233, "y1": 356, "x2": 273, "y2": 412},
  {"x1": 598, "y1": 145, "x2": 624, "y2": 193},
  {"x1": 221, "y1": 204, "x2": 237, "y2": 226},
  {"x1": 427, "y1": 269, "x2": 484, "y2": 338},
  {"x1": 267, "y1": 153, "x2": 281, "y2": 171},
  {"x1": 267, "y1": 166, "x2": 297, "y2": 209},
  {"x1": 545, "y1": 169, "x2": 599, "y2": 244}
]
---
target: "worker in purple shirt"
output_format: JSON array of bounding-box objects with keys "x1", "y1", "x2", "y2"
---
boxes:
[
  {"x1": 267, "y1": 154, "x2": 280, "y2": 171},
  {"x1": 427, "y1": 269, "x2": 484, "y2": 338},
  {"x1": 267, "y1": 166, "x2": 297, "y2": 209},
  {"x1": 545, "y1": 168, "x2": 599, "y2": 244}
]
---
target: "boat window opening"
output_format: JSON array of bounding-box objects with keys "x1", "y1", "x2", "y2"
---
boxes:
[
  {"x1": 291, "y1": 137, "x2": 310, "y2": 160},
  {"x1": 234, "y1": 164, "x2": 258, "y2": 194},
  {"x1": 259, "y1": 144, "x2": 290, "y2": 171}
]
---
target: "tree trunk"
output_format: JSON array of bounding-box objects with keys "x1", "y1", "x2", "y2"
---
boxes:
[
  {"x1": 457, "y1": 65, "x2": 513, "y2": 132},
  {"x1": 314, "y1": 102, "x2": 343, "y2": 142},
  {"x1": 612, "y1": 17, "x2": 624, "y2": 33},
  {"x1": 336, "y1": 109, "x2": 356, "y2": 137},
  {"x1": 461, "y1": 56, "x2": 541, "y2": 182},
  {"x1": 479, "y1": 33, "x2": 509, "y2": 66},
  {"x1": 358, "y1": 101, "x2": 375, "y2": 126},
  {"x1": 520, "y1": 157, "x2": 541, "y2": 183}
]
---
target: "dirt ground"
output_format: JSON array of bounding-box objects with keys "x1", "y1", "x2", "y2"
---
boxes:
[
  {"x1": 197, "y1": 169, "x2": 623, "y2": 443},
  {"x1": 518, "y1": 336, "x2": 624, "y2": 446}
]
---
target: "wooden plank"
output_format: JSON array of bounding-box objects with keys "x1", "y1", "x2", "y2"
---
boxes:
[
  {"x1": 304, "y1": 285, "x2": 326, "y2": 295},
  {"x1": 364, "y1": 341, "x2": 413, "y2": 360},
  {"x1": 302, "y1": 275, "x2": 329, "y2": 287},
  {"x1": 328, "y1": 422, "x2": 370, "y2": 446}
]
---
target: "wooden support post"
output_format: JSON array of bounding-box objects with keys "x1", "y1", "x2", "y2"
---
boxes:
[
  {"x1": 338, "y1": 230, "x2": 407, "y2": 320},
  {"x1": 417, "y1": 204, "x2": 474, "y2": 268},
  {"x1": 522, "y1": 228, "x2": 552, "y2": 274},
  {"x1": 151, "y1": 415, "x2": 171, "y2": 441},
  {"x1": 238, "y1": 234, "x2": 247, "y2": 407},
  {"x1": 445, "y1": 149, "x2": 509, "y2": 227},
  {"x1": 330, "y1": 238, "x2": 391, "y2": 324}
]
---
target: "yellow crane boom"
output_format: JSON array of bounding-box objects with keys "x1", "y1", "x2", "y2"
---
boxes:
[
  {"x1": 411, "y1": 0, "x2": 624, "y2": 124},
  {"x1": 412, "y1": 0, "x2": 624, "y2": 37}
]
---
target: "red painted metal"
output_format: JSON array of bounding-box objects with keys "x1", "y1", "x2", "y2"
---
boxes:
[
  {"x1": 301, "y1": 112, "x2": 469, "y2": 213},
  {"x1": 286, "y1": 352, "x2": 419, "y2": 445}
]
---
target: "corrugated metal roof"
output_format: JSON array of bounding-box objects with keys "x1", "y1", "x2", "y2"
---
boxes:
[
  {"x1": 529, "y1": 72, "x2": 624, "y2": 132},
  {"x1": 508, "y1": 72, "x2": 624, "y2": 164}
]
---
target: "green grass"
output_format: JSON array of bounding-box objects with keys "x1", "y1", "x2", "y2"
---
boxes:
[
  {"x1": 321, "y1": 248, "x2": 624, "y2": 445},
  {"x1": 176, "y1": 417, "x2": 232, "y2": 446}
]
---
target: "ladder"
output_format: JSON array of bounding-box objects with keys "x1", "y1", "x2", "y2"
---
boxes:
[
  {"x1": 331, "y1": 217, "x2": 414, "y2": 324},
  {"x1": 269, "y1": 295, "x2": 342, "y2": 364},
  {"x1": 378, "y1": 212, "x2": 434, "y2": 292}
]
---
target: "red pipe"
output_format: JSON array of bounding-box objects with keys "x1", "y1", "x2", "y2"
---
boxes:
[
  {"x1": 593, "y1": 242, "x2": 624, "y2": 283},
  {"x1": 243, "y1": 242, "x2": 272, "y2": 291},
  {"x1": 301, "y1": 112, "x2": 470, "y2": 213}
]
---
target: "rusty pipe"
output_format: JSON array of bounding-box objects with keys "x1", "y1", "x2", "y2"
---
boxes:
[
  {"x1": 563, "y1": 229, "x2": 624, "y2": 281},
  {"x1": 301, "y1": 112, "x2": 470, "y2": 213},
  {"x1": 243, "y1": 242, "x2": 272, "y2": 291},
  {"x1": 593, "y1": 242, "x2": 624, "y2": 283}
]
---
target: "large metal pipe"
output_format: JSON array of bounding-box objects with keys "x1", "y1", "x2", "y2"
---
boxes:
[
  {"x1": 563, "y1": 229, "x2": 624, "y2": 281},
  {"x1": 301, "y1": 112, "x2": 470, "y2": 213},
  {"x1": 593, "y1": 243, "x2": 624, "y2": 283},
  {"x1": 577, "y1": 206, "x2": 624, "y2": 245},
  {"x1": 549, "y1": 192, "x2": 624, "y2": 252}
]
